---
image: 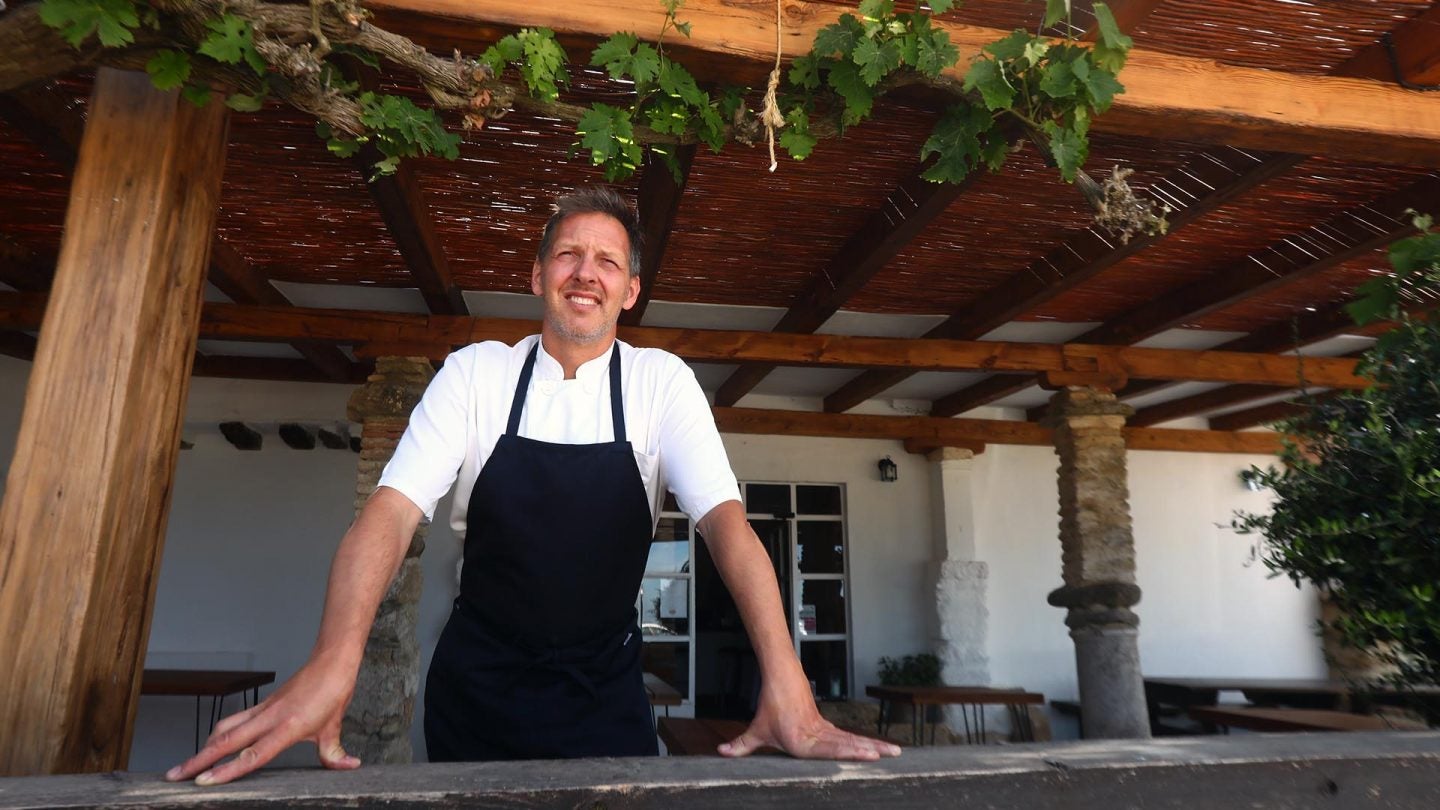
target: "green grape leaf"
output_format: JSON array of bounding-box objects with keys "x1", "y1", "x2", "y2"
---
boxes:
[
  {"x1": 852, "y1": 37, "x2": 901, "y2": 86},
  {"x1": 1043, "y1": 0, "x2": 1071, "y2": 28},
  {"x1": 630, "y1": 44, "x2": 662, "y2": 86},
  {"x1": 779, "y1": 107, "x2": 817, "y2": 160},
  {"x1": 1038, "y1": 59, "x2": 1077, "y2": 99},
  {"x1": 481, "y1": 33, "x2": 524, "y2": 75},
  {"x1": 224, "y1": 91, "x2": 265, "y2": 112},
  {"x1": 662, "y1": 0, "x2": 682, "y2": 12},
  {"x1": 1021, "y1": 38, "x2": 1051, "y2": 68},
  {"x1": 652, "y1": 148, "x2": 684, "y2": 184},
  {"x1": 1077, "y1": 57, "x2": 1124, "y2": 112},
  {"x1": 1090, "y1": 3, "x2": 1132, "y2": 73},
  {"x1": 963, "y1": 59, "x2": 1015, "y2": 111},
  {"x1": 578, "y1": 103, "x2": 642, "y2": 180},
  {"x1": 325, "y1": 136, "x2": 361, "y2": 158},
  {"x1": 181, "y1": 82, "x2": 212, "y2": 107},
  {"x1": 591, "y1": 32, "x2": 639, "y2": 76},
  {"x1": 696, "y1": 103, "x2": 726, "y2": 151},
  {"x1": 897, "y1": 29, "x2": 920, "y2": 67},
  {"x1": 40, "y1": 0, "x2": 140, "y2": 48},
  {"x1": 145, "y1": 49, "x2": 190, "y2": 91},
  {"x1": 644, "y1": 96, "x2": 690, "y2": 136},
  {"x1": 858, "y1": 0, "x2": 894, "y2": 24},
  {"x1": 928, "y1": 0, "x2": 955, "y2": 13},
  {"x1": 1391, "y1": 230, "x2": 1440, "y2": 276},
  {"x1": 658, "y1": 60, "x2": 707, "y2": 106},
  {"x1": 1346, "y1": 278, "x2": 1400, "y2": 325},
  {"x1": 983, "y1": 30, "x2": 1030, "y2": 61},
  {"x1": 675, "y1": 20, "x2": 692, "y2": 38},
  {"x1": 915, "y1": 29, "x2": 958, "y2": 78},
  {"x1": 826, "y1": 59, "x2": 874, "y2": 125},
  {"x1": 920, "y1": 103, "x2": 991, "y2": 183},
  {"x1": 980, "y1": 133, "x2": 1010, "y2": 172},
  {"x1": 198, "y1": 15, "x2": 248, "y2": 64},
  {"x1": 814, "y1": 14, "x2": 863, "y2": 58},
  {"x1": 1043, "y1": 121, "x2": 1087, "y2": 182},
  {"x1": 789, "y1": 53, "x2": 822, "y2": 90},
  {"x1": 717, "y1": 85, "x2": 747, "y2": 119}
]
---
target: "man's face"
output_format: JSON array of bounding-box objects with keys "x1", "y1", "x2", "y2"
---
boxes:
[{"x1": 531, "y1": 212, "x2": 640, "y2": 347}]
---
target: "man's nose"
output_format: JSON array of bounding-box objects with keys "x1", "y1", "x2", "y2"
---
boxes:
[{"x1": 574, "y1": 254, "x2": 600, "y2": 282}]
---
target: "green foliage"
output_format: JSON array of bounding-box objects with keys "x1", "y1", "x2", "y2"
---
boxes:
[
  {"x1": 1348, "y1": 213, "x2": 1440, "y2": 325},
  {"x1": 1234, "y1": 221, "x2": 1440, "y2": 689},
  {"x1": 877, "y1": 654, "x2": 942, "y2": 687},
  {"x1": 779, "y1": 107, "x2": 817, "y2": 160},
  {"x1": 198, "y1": 14, "x2": 266, "y2": 76},
  {"x1": 356, "y1": 92, "x2": 462, "y2": 175},
  {"x1": 578, "y1": 103, "x2": 643, "y2": 181},
  {"x1": 482, "y1": 28, "x2": 570, "y2": 101},
  {"x1": 40, "y1": 0, "x2": 139, "y2": 47},
  {"x1": 145, "y1": 49, "x2": 190, "y2": 91}
]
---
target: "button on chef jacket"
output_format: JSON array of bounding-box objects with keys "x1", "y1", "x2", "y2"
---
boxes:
[{"x1": 379, "y1": 336, "x2": 741, "y2": 537}]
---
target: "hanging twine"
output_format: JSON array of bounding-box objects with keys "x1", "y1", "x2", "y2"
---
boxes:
[{"x1": 760, "y1": 0, "x2": 785, "y2": 171}]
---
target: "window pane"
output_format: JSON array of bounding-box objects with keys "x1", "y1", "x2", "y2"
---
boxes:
[
  {"x1": 642, "y1": 641, "x2": 690, "y2": 700},
  {"x1": 797, "y1": 579, "x2": 846, "y2": 635},
  {"x1": 800, "y1": 640, "x2": 848, "y2": 701},
  {"x1": 745, "y1": 483, "x2": 791, "y2": 516},
  {"x1": 638, "y1": 577, "x2": 689, "y2": 636},
  {"x1": 648, "y1": 517, "x2": 690, "y2": 573},
  {"x1": 796, "y1": 485, "x2": 841, "y2": 515},
  {"x1": 797, "y1": 521, "x2": 844, "y2": 574}
]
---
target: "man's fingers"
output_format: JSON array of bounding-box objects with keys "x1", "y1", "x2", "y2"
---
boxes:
[
  {"x1": 316, "y1": 721, "x2": 361, "y2": 770},
  {"x1": 717, "y1": 728, "x2": 764, "y2": 758},
  {"x1": 193, "y1": 728, "x2": 292, "y2": 787},
  {"x1": 208, "y1": 704, "x2": 260, "y2": 738},
  {"x1": 165, "y1": 716, "x2": 264, "y2": 782},
  {"x1": 798, "y1": 727, "x2": 900, "y2": 761}
]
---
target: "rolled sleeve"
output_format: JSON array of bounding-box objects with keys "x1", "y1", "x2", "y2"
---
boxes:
[
  {"x1": 656, "y1": 358, "x2": 741, "y2": 524},
  {"x1": 377, "y1": 348, "x2": 473, "y2": 521}
]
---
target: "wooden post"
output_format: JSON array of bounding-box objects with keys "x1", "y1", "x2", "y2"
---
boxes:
[{"x1": 0, "y1": 69, "x2": 229, "y2": 775}]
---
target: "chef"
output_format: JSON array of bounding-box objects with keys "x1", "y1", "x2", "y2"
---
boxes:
[{"x1": 167, "y1": 187, "x2": 899, "y2": 785}]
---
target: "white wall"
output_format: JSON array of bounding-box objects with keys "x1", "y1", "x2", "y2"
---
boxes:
[{"x1": 0, "y1": 356, "x2": 1324, "y2": 772}]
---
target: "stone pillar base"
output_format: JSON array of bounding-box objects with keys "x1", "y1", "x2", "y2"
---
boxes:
[
  {"x1": 342, "y1": 557, "x2": 423, "y2": 763},
  {"x1": 1072, "y1": 625, "x2": 1150, "y2": 739},
  {"x1": 931, "y1": 559, "x2": 991, "y2": 736}
]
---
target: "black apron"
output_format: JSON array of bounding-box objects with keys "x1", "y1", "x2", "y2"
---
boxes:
[{"x1": 423, "y1": 342, "x2": 659, "y2": 761}]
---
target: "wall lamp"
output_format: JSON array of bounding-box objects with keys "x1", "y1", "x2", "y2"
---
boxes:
[{"x1": 878, "y1": 455, "x2": 898, "y2": 483}]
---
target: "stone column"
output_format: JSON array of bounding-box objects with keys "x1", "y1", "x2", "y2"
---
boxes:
[
  {"x1": 925, "y1": 447, "x2": 991, "y2": 735},
  {"x1": 1042, "y1": 387, "x2": 1150, "y2": 739},
  {"x1": 341, "y1": 356, "x2": 435, "y2": 764}
]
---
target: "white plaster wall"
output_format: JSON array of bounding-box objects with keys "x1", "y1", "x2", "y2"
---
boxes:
[{"x1": 0, "y1": 355, "x2": 1325, "y2": 767}]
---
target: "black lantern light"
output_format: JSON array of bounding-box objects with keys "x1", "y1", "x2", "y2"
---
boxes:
[{"x1": 877, "y1": 455, "x2": 898, "y2": 483}]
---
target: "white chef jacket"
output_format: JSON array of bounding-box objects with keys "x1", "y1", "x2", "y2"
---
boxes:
[{"x1": 378, "y1": 335, "x2": 741, "y2": 535}]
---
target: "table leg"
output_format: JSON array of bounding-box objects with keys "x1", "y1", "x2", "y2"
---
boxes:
[
  {"x1": 876, "y1": 700, "x2": 887, "y2": 739},
  {"x1": 960, "y1": 703, "x2": 973, "y2": 744},
  {"x1": 193, "y1": 696, "x2": 201, "y2": 753},
  {"x1": 912, "y1": 702, "x2": 922, "y2": 746}
]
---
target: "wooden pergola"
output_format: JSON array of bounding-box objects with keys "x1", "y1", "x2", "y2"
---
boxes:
[{"x1": 1, "y1": 0, "x2": 1438, "y2": 777}]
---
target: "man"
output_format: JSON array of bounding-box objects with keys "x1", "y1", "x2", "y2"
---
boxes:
[{"x1": 166, "y1": 187, "x2": 898, "y2": 785}]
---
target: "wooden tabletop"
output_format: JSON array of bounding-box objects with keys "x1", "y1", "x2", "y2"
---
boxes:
[
  {"x1": 140, "y1": 669, "x2": 275, "y2": 697},
  {"x1": 1147, "y1": 677, "x2": 1352, "y2": 695},
  {"x1": 643, "y1": 672, "x2": 683, "y2": 707},
  {"x1": 866, "y1": 685, "x2": 1044, "y2": 706},
  {"x1": 1189, "y1": 706, "x2": 1401, "y2": 733}
]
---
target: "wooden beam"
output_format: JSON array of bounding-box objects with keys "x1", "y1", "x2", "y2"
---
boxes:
[
  {"x1": 190, "y1": 353, "x2": 369, "y2": 384},
  {"x1": 0, "y1": 68, "x2": 229, "y2": 775},
  {"x1": 715, "y1": 165, "x2": 975, "y2": 406},
  {"x1": 622, "y1": 145, "x2": 696, "y2": 326},
  {"x1": 207, "y1": 243, "x2": 354, "y2": 381},
  {"x1": 368, "y1": 0, "x2": 1440, "y2": 165},
  {"x1": 357, "y1": 149, "x2": 468, "y2": 316},
  {"x1": 1336, "y1": 4, "x2": 1440, "y2": 88},
  {"x1": 0, "y1": 294, "x2": 1376, "y2": 389},
  {"x1": 0, "y1": 83, "x2": 82, "y2": 169},
  {"x1": 1081, "y1": 0, "x2": 1167, "y2": 41},
  {"x1": 1130, "y1": 383, "x2": 1303, "y2": 427},
  {"x1": 1206, "y1": 397, "x2": 1321, "y2": 432},
  {"x1": 0, "y1": 330, "x2": 37, "y2": 361},
  {"x1": 712, "y1": 407, "x2": 1281, "y2": 455},
  {"x1": 828, "y1": 147, "x2": 1303, "y2": 413}
]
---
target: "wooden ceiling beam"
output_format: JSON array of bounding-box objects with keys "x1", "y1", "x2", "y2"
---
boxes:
[
  {"x1": 0, "y1": 293, "x2": 1373, "y2": 389},
  {"x1": 621, "y1": 144, "x2": 696, "y2": 327},
  {"x1": 1336, "y1": 4, "x2": 1440, "y2": 88},
  {"x1": 191, "y1": 354, "x2": 370, "y2": 384},
  {"x1": 0, "y1": 83, "x2": 83, "y2": 169},
  {"x1": 713, "y1": 406, "x2": 1281, "y2": 455},
  {"x1": 1130, "y1": 383, "x2": 1296, "y2": 427},
  {"x1": 829, "y1": 147, "x2": 1302, "y2": 413},
  {"x1": 356, "y1": 146, "x2": 468, "y2": 316},
  {"x1": 1206, "y1": 395, "x2": 1332, "y2": 432},
  {"x1": 715, "y1": 165, "x2": 976, "y2": 407},
  {"x1": 368, "y1": 0, "x2": 1440, "y2": 165}
]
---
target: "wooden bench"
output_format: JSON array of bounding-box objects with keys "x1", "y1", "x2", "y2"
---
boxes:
[{"x1": 1189, "y1": 706, "x2": 1403, "y2": 733}]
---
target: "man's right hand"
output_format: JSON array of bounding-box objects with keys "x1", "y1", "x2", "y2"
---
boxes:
[{"x1": 165, "y1": 655, "x2": 361, "y2": 786}]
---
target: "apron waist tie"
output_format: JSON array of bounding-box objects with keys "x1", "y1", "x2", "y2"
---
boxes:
[{"x1": 501, "y1": 648, "x2": 600, "y2": 704}]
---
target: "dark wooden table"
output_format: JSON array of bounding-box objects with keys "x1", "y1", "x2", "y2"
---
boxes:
[
  {"x1": 865, "y1": 685, "x2": 1044, "y2": 745},
  {"x1": 141, "y1": 669, "x2": 275, "y2": 752},
  {"x1": 1190, "y1": 706, "x2": 1400, "y2": 733},
  {"x1": 657, "y1": 717, "x2": 782, "y2": 756}
]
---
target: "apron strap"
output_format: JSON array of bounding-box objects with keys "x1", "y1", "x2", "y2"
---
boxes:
[
  {"x1": 609, "y1": 344, "x2": 626, "y2": 443},
  {"x1": 505, "y1": 344, "x2": 539, "y2": 436}
]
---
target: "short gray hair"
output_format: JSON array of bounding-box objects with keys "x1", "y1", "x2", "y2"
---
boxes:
[{"x1": 536, "y1": 187, "x2": 644, "y2": 278}]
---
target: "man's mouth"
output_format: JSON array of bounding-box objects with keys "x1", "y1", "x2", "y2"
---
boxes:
[{"x1": 564, "y1": 293, "x2": 600, "y2": 308}]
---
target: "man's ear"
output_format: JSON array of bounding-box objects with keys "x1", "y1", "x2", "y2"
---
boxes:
[
  {"x1": 531, "y1": 260, "x2": 543, "y2": 297},
  {"x1": 621, "y1": 274, "x2": 640, "y2": 310}
]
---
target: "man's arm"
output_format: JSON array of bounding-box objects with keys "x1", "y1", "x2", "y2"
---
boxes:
[
  {"x1": 697, "y1": 500, "x2": 900, "y2": 760},
  {"x1": 165, "y1": 486, "x2": 423, "y2": 786}
]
